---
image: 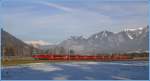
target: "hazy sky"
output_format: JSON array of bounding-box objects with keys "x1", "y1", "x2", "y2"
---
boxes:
[{"x1": 0, "y1": 0, "x2": 148, "y2": 44}]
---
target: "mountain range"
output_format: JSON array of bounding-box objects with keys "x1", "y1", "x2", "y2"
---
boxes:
[{"x1": 58, "y1": 27, "x2": 148, "y2": 54}]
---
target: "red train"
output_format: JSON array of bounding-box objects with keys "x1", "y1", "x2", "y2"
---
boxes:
[{"x1": 32, "y1": 54, "x2": 130, "y2": 61}]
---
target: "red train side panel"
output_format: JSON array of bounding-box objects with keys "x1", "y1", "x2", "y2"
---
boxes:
[{"x1": 32, "y1": 54, "x2": 130, "y2": 61}]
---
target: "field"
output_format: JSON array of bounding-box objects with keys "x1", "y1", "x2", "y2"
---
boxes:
[
  {"x1": 1, "y1": 61, "x2": 149, "y2": 80},
  {"x1": 2, "y1": 53, "x2": 148, "y2": 66}
]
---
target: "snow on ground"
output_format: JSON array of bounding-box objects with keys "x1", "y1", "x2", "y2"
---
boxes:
[{"x1": 1, "y1": 61, "x2": 149, "y2": 80}]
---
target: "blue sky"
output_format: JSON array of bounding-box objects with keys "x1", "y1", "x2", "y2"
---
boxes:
[{"x1": 0, "y1": 0, "x2": 148, "y2": 44}]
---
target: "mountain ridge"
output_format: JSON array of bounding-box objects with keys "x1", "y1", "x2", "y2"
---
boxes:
[
  {"x1": 58, "y1": 26, "x2": 148, "y2": 54},
  {"x1": 35, "y1": 27, "x2": 148, "y2": 54}
]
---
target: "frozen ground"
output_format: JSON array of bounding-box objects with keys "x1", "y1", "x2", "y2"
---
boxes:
[{"x1": 1, "y1": 61, "x2": 149, "y2": 80}]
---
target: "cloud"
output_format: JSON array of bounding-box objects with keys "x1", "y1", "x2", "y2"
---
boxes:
[
  {"x1": 1, "y1": 0, "x2": 148, "y2": 43},
  {"x1": 2, "y1": 4, "x2": 114, "y2": 39},
  {"x1": 37, "y1": 1, "x2": 74, "y2": 12},
  {"x1": 29, "y1": 9, "x2": 114, "y2": 38},
  {"x1": 96, "y1": 3, "x2": 148, "y2": 17}
]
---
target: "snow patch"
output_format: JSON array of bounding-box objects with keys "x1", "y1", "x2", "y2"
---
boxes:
[
  {"x1": 112, "y1": 76, "x2": 130, "y2": 80},
  {"x1": 28, "y1": 63, "x2": 63, "y2": 72},
  {"x1": 125, "y1": 28, "x2": 137, "y2": 31},
  {"x1": 102, "y1": 31, "x2": 108, "y2": 37},
  {"x1": 95, "y1": 35, "x2": 98, "y2": 39},
  {"x1": 85, "y1": 76, "x2": 95, "y2": 80},
  {"x1": 138, "y1": 27, "x2": 144, "y2": 30},
  {"x1": 25, "y1": 40, "x2": 51, "y2": 46},
  {"x1": 127, "y1": 33, "x2": 133, "y2": 39},
  {"x1": 125, "y1": 27, "x2": 144, "y2": 32},
  {"x1": 53, "y1": 76, "x2": 69, "y2": 80}
]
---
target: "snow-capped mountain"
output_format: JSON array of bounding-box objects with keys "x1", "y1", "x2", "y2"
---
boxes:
[
  {"x1": 25, "y1": 40, "x2": 51, "y2": 48},
  {"x1": 59, "y1": 27, "x2": 148, "y2": 54}
]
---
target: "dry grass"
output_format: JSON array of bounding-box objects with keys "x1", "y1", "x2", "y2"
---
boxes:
[
  {"x1": 1, "y1": 57, "x2": 51, "y2": 66},
  {"x1": 1, "y1": 57, "x2": 80, "y2": 66},
  {"x1": 1, "y1": 56, "x2": 148, "y2": 66}
]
